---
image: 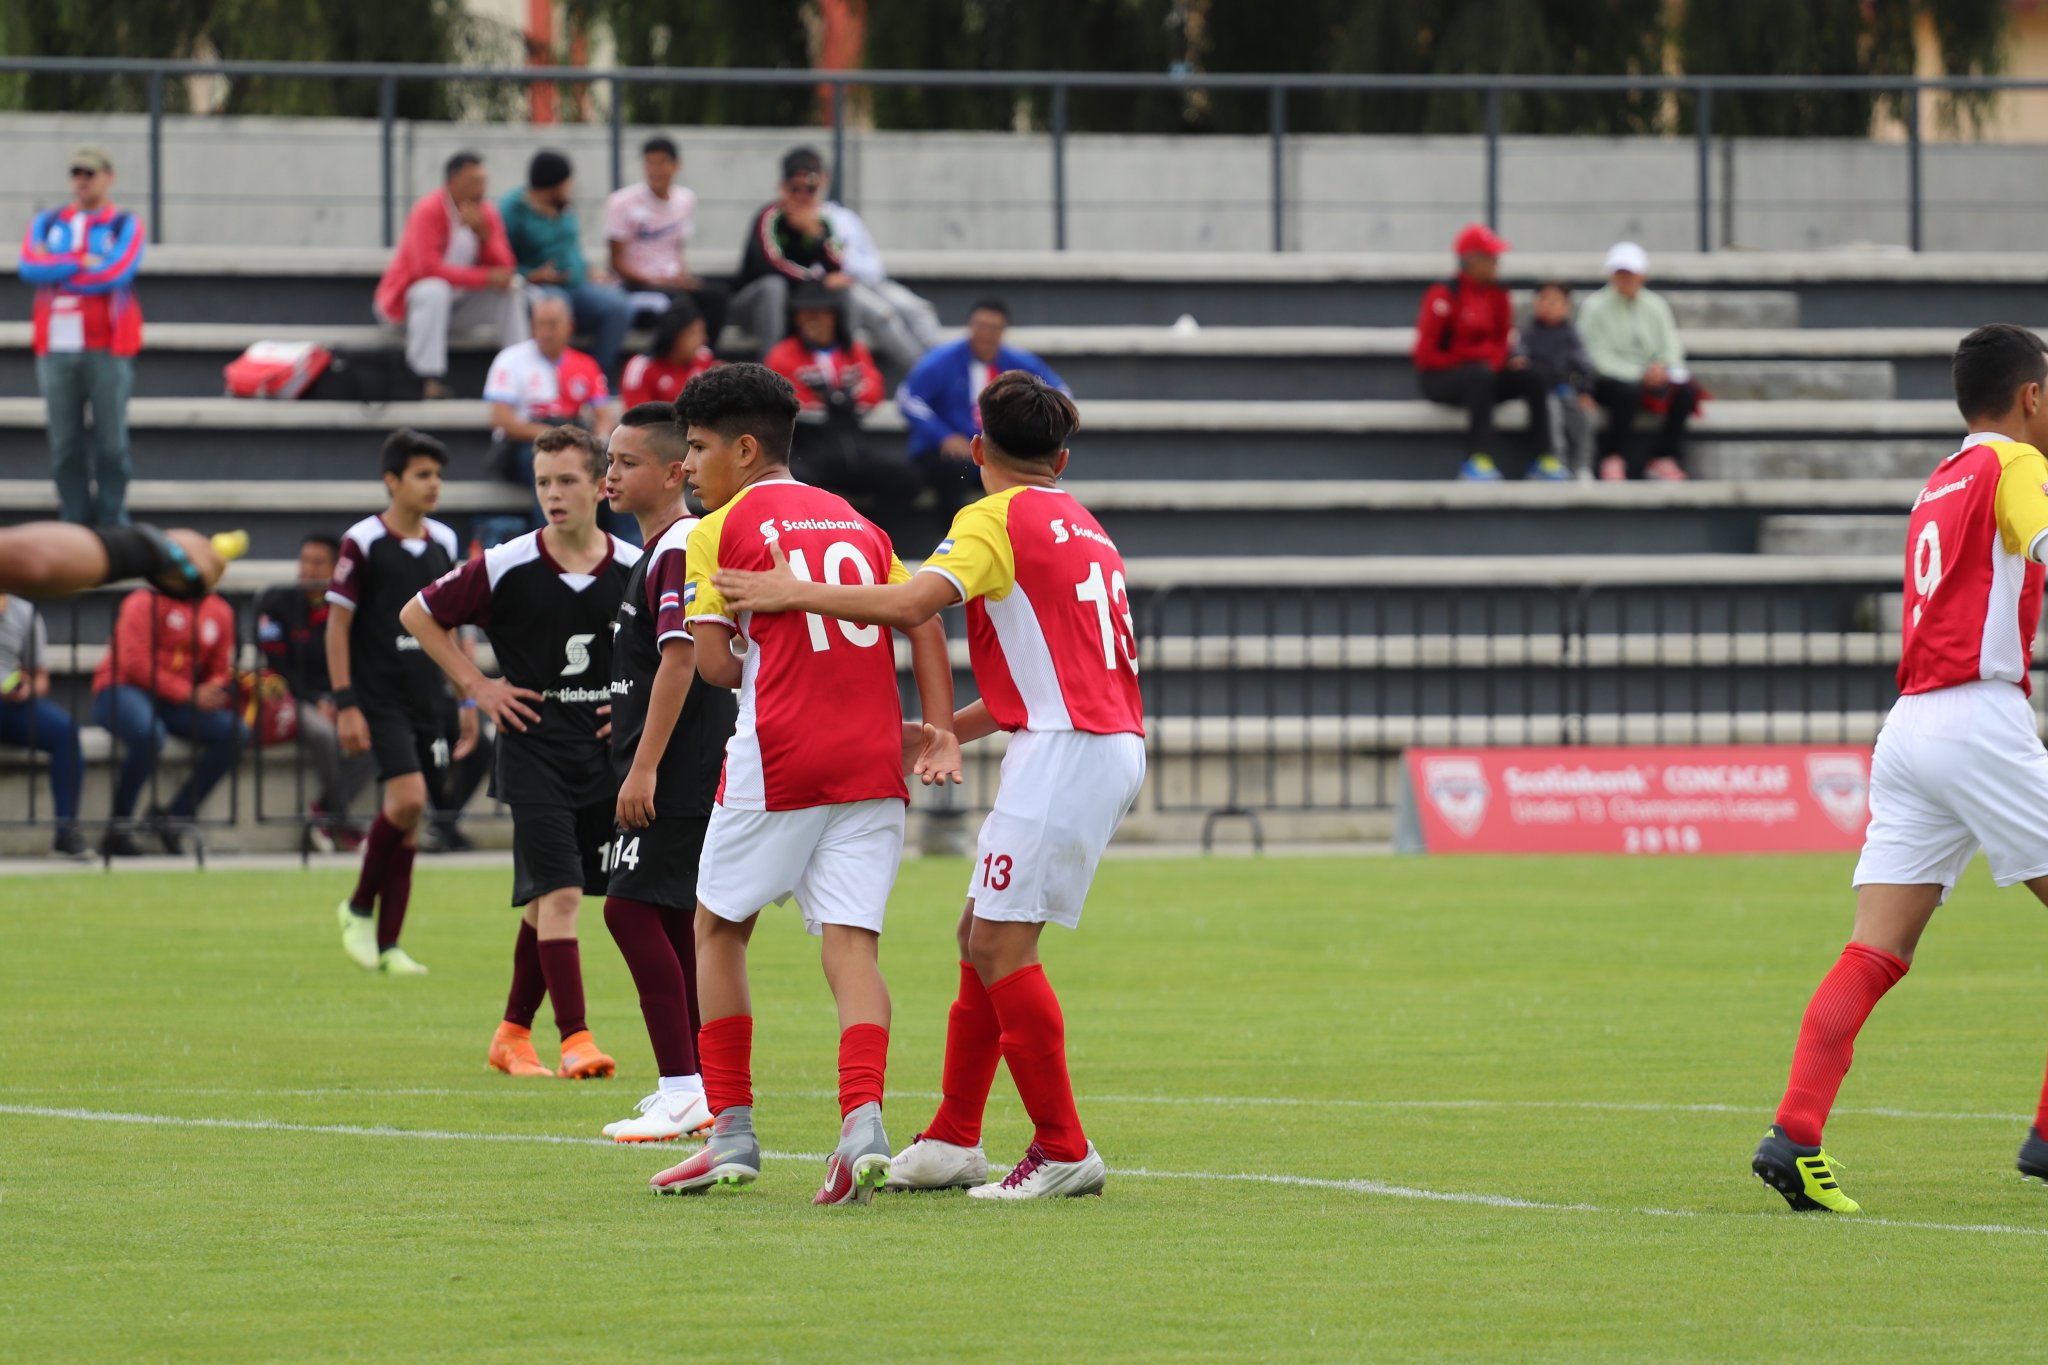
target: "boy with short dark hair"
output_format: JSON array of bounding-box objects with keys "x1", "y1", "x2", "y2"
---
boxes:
[{"x1": 1521, "y1": 281, "x2": 1600, "y2": 478}]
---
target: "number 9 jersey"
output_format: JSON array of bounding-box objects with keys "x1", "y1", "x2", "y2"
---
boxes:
[
  {"x1": 1898, "y1": 434, "x2": 2048, "y2": 697},
  {"x1": 919, "y1": 485, "x2": 1144, "y2": 736},
  {"x1": 685, "y1": 478, "x2": 911, "y2": 811}
]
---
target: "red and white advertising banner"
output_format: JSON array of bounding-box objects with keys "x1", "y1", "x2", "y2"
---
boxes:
[{"x1": 1397, "y1": 746, "x2": 1872, "y2": 855}]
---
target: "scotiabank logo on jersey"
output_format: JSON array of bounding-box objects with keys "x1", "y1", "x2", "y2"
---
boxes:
[{"x1": 1402, "y1": 745, "x2": 1871, "y2": 855}]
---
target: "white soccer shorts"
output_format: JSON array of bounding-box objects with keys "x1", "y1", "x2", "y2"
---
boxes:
[
  {"x1": 968, "y1": 729, "x2": 1147, "y2": 929},
  {"x1": 696, "y1": 798, "x2": 907, "y2": 935},
  {"x1": 1852, "y1": 680, "x2": 2048, "y2": 901}
]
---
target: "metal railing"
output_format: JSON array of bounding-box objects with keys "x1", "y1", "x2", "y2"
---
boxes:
[{"x1": 1, "y1": 57, "x2": 2040, "y2": 253}]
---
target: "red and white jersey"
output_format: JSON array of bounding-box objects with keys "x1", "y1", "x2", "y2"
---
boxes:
[
  {"x1": 685, "y1": 479, "x2": 910, "y2": 811},
  {"x1": 918, "y1": 485, "x2": 1144, "y2": 735},
  {"x1": 1898, "y1": 432, "x2": 2048, "y2": 697}
]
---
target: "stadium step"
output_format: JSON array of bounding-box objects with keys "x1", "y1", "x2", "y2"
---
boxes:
[{"x1": 1758, "y1": 514, "x2": 1909, "y2": 558}]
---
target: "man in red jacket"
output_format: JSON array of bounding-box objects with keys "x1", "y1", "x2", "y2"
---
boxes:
[
  {"x1": 1411, "y1": 224, "x2": 1561, "y2": 482},
  {"x1": 764, "y1": 284, "x2": 919, "y2": 513},
  {"x1": 89, "y1": 587, "x2": 245, "y2": 857},
  {"x1": 375, "y1": 151, "x2": 528, "y2": 401}
]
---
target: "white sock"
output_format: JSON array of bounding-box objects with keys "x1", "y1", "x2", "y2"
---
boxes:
[{"x1": 658, "y1": 1074, "x2": 704, "y2": 1099}]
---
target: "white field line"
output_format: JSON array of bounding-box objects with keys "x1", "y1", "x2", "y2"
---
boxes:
[
  {"x1": 6, "y1": 1102, "x2": 2048, "y2": 1238},
  {"x1": 0, "y1": 1086, "x2": 2030, "y2": 1125}
]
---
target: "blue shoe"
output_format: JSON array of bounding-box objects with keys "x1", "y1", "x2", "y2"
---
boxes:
[
  {"x1": 1458, "y1": 454, "x2": 1503, "y2": 482},
  {"x1": 1528, "y1": 454, "x2": 1570, "y2": 482}
]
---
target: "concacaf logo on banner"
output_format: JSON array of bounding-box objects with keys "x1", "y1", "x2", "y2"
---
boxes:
[{"x1": 1397, "y1": 746, "x2": 1873, "y2": 855}]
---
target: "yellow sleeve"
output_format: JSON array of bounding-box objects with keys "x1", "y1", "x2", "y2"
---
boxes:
[
  {"x1": 917, "y1": 496, "x2": 1015, "y2": 603},
  {"x1": 1994, "y1": 445, "x2": 2048, "y2": 560},
  {"x1": 683, "y1": 512, "x2": 733, "y2": 625},
  {"x1": 887, "y1": 554, "x2": 911, "y2": 585}
]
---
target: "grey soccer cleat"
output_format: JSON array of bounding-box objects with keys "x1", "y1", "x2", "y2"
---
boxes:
[
  {"x1": 814, "y1": 1101, "x2": 892, "y2": 1206},
  {"x1": 650, "y1": 1106, "x2": 762, "y2": 1195}
]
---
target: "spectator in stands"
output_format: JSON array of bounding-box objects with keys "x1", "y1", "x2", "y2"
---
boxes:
[
  {"x1": 730, "y1": 147, "x2": 928, "y2": 369},
  {"x1": 256, "y1": 533, "x2": 373, "y2": 852},
  {"x1": 766, "y1": 283, "x2": 920, "y2": 511},
  {"x1": 90, "y1": 586, "x2": 245, "y2": 857},
  {"x1": 503, "y1": 149, "x2": 634, "y2": 381},
  {"x1": 621, "y1": 296, "x2": 719, "y2": 409},
  {"x1": 17, "y1": 144, "x2": 144, "y2": 526},
  {"x1": 374, "y1": 151, "x2": 526, "y2": 402},
  {"x1": 1520, "y1": 282, "x2": 1601, "y2": 479},
  {"x1": 1578, "y1": 241, "x2": 1699, "y2": 482},
  {"x1": 605, "y1": 135, "x2": 727, "y2": 343},
  {"x1": 0, "y1": 592, "x2": 87, "y2": 859},
  {"x1": 484, "y1": 294, "x2": 616, "y2": 526},
  {"x1": 822, "y1": 174, "x2": 942, "y2": 370},
  {"x1": 898, "y1": 299, "x2": 1069, "y2": 513},
  {"x1": 1411, "y1": 223, "x2": 1560, "y2": 483}
]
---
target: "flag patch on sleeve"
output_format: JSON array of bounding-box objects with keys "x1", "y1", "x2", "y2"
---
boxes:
[
  {"x1": 933, "y1": 538, "x2": 955, "y2": 556},
  {"x1": 659, "y1": 590, "x2": 681, "y2": 612},
  {"x1": 682, "y1": 583, "x2": 698, "y2": 605}
]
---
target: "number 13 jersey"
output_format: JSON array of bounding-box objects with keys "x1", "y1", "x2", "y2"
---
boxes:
[
  {"x1": 686, "y1": 478, "x2": 911, "y2": 811},
  {"x1": 920, "y1": 485, "x2": 1144, "y2": 736},
  {"x1": 1898, "y1": 434, "x2": 2048, "y2": 697}
]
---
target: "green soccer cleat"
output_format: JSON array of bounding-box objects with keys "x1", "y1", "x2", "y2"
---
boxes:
[
  {"x1": 337, "y1": 900, "x2": 378, "y2": 970},
  {"x1": 1752, "y1": 1124, "x2": 1859, "y2": 1213},
  {"x1": 377, "y1": 946, "x2": 429, "y2": 976}
]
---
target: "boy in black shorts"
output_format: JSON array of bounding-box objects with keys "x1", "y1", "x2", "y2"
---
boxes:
[
  {"x1": 594, "y1": 402, "x2": 740, "y2": 1141},
  {"x1": 402, "y1": 426, "x2": 638, "y2": 1079},
  {"x1": 327, "y1": 429, "x2": 465, "y2": 976}
]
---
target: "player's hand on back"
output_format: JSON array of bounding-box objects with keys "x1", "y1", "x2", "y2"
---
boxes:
[
  {"x1": 713, "y1": 540, "x2": 803, "y2": 613},
  {"x1": 594, "y1": 702, "x2": 612, "y2": 741},
  {"x1": 913, "y1": 723, "x2": 963, "y2": 787},
  {"x1": 468, "y1": 675, "x2": 545, "y2": 733},
  {"x1": 617, "y1": 765, "x2": 658, "y2": 830}
]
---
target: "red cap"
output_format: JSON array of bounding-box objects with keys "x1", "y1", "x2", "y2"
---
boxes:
[{"x1": 1453, "y1": 223, "x2": 1510, "y2": 258}]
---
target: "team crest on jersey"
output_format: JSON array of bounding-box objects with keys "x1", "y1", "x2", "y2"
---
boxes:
[
  {"x1": 1805, "y1": 754, "x2": 1871, "y2": 834},
  {"x1": 1422, "y1": 757, "x2": 1490, "y2": 838}
]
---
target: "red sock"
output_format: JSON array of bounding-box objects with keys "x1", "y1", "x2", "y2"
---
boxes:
[
  {"x1": 1775, "y1": 942, "x2": 1909, "y2": 1146},
  {"x1": 923, "y1": 963, "x2": 1002, "y2": 1147},
  {"x1": 2035, "y1": 1054, "x2": 2048, "y2": 1136},
  {"x1": 349, "y1": 813, "x2": 400, "y2": 912},
  {"x1": 987, "y1": 964, "x2": 1087, "y2": 1162},
  {"x1": 536, "y1": 938, "x2": 586, "y2": 1041},
  {"x1": 503, "y1": 921, "x2": 546, "y2": 1030},
  {"x1": 838, "y1": 1022, "x2": 889, "y2": 1116},
  {"x1": 376, "y1": 837, "x2": 416, "y2": 951},
  {"x1": 700, "y1": 1015, "x2": 753, "y2": 1115},
  {"x1": 603, "y1": 896, "x2": 698, "y2": 1076}
]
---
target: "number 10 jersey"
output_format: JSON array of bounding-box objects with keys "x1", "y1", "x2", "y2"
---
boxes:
[
  {"x1": 1898, "y1": 435, "x2": 2048, "y2": 698},
  {"x1": 919, "y1": 485, "x2": 1144, "y2": 737}
]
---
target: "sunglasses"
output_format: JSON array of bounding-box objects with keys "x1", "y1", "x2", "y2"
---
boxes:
[{"x1": 69, "y1": 167, "x2": 102, "y2": 179}]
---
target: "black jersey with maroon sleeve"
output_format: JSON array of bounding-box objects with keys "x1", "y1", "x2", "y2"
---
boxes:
[
  {"x1": 610, "y1": 514, "x2": 739, "y2": 818},
  {"x1": 416, "y1": 528, "x2": 640, "y2": 807},
  {"x1": 326, "y1": 514, "x2": 459, "y2": 722}
]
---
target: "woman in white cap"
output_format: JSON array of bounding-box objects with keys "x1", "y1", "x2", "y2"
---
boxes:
[{"x1": 1576, "y1": 241, "x2": 1698, "y2": 481}]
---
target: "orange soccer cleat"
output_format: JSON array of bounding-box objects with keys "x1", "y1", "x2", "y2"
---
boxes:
[
  {"x1": 557, "y1": 1030, "x2": 616, "y2": 1080},
  {"x1": 487, "y1": 1021, "x2": 554, "y2": 1078}
]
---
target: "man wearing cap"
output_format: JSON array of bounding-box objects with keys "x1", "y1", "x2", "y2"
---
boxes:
[
  {"x1": 374, "y1": 150, "x2": 527, "y2": 402},
  {"x1": 503, "y1": 149, "x2": 635, "y2": 380},
  {"x1": 1411, "y1": 223, "x2": 1561, "y2": 482},
  {"x1": 17, "y1": 145, "x2": 144, "y2": 526},
  {"x1": 1576, "y1": 241, "x2": 1697, "y2": 482}
]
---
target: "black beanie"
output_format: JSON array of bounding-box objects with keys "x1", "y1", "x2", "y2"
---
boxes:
[{"x1": 528, "y1": 149, "x2": 572, "y2": 190}]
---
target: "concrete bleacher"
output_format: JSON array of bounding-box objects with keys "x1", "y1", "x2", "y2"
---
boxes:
[{"x1": 0, "y1": 244, "x2": 1999, "y2": 851}]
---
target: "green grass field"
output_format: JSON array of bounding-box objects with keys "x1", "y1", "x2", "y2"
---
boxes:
[{"x1": 6, "y1": 852, "x2": 2048, "y2": 1360}]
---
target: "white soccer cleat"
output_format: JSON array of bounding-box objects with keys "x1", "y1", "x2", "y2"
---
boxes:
[
  {"x1": 967, "y1": 1141, "x2": 1107, "y2": 1200},
  {"x1": 606, "y1": 1090, "x2": 714, "y2": 1143},
  {"x1": 377, "y1": 946, "x2": 429, "y2": 976},
  {"x1": 884, "y1": 1134, "x2": 990, "y2": 1191},
  {"x1": 337, "y1": 900, "x2": 378, "y2": 970}
]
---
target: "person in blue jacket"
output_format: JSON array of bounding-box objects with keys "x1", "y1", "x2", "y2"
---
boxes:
[{"x1": 896, "y1": 299, "x2": 1068, "y2": 513}]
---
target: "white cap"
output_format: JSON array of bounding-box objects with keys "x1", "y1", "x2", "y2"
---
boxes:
[{"x1": 1604, "y1": 241, "x2": 1649, "y2": 276}]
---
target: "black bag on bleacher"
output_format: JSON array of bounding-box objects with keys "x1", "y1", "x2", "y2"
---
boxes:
[{"x1": 302, "y1": 346, "x2": 419, "y2": 404}]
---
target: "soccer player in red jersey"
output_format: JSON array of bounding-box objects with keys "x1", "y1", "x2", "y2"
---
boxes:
[
  {"x1": 716, "y1": 371, "x2": 1145, "y2": 1199},
  {"x1": 647, "y1": 364, "x2": 960, "y2": 1205},
  {"x1": 1755, "y1": 324, "x2": 2048, "y2": 1212}
]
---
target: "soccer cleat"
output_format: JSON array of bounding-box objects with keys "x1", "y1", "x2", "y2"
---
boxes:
[
  {"x1": 814, "y1": 1101, "x2": 893, "y2": 1206},
  {"x1": 557, "y1": 1030, "x2": 616, "y2": 1080},
  {"x1": 1458, "y1": 453, "x2": 1503, "y2": 482},
  {"x1": 1752, "y1": 1124, "x2": 1859, "y2": 1213},
  {"x1": 337, "y1": 900, "x2": 379, "y2": 970},
  {"x1": 968, "y1": 1141, "x2": 1108, "y2": 1200},
  {"x1": 884, "y1": 1134, "x2": 990, "y2": 1191},
  {"x1": 651, "y1": 1108, "x2": 761, "y2": 1195},
  {"x1": 487, "y1": 1022, "x2": 554, "y2": 1078},
  {"x1": 2017, "y1": 1127, "x2": 2048, "y2": 1182},
  {"x1": 1528, "y1": 454, "x2": 1571, "y2": 482},
  {"x1": 378, "y1": 947, "x2": 429, "y2": 976},
  {"x1": 607, "y1": 1089, "x2": 714, "y2": 1143}
]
